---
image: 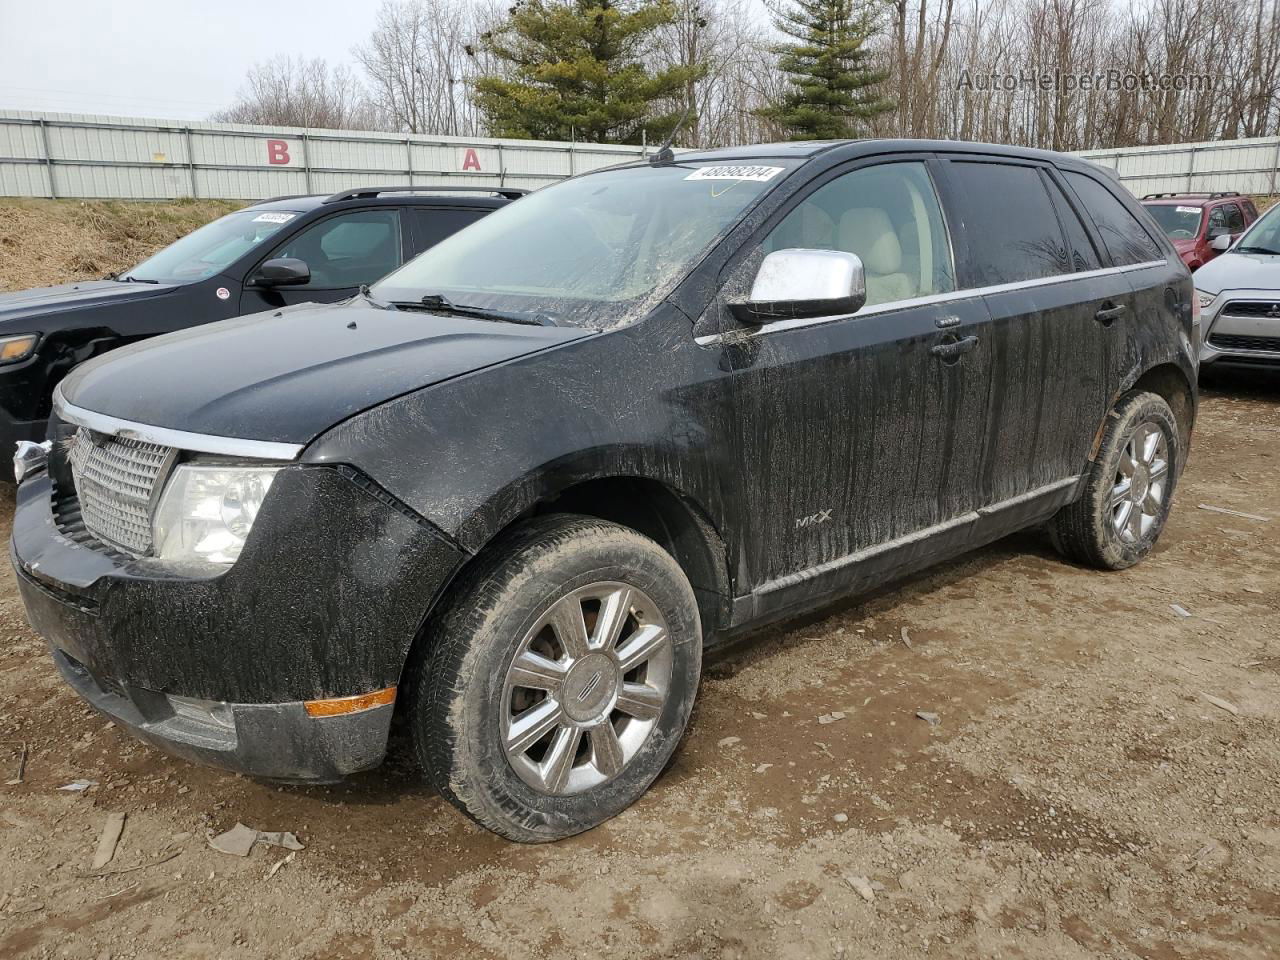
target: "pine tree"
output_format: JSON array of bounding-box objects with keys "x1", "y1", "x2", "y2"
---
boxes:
[
  {"x1": 758, "y1": 0, "x2": 892, "y2": 140},
  {"x1": 472, "y1": 0, "x2": 704, "y2": 145}
]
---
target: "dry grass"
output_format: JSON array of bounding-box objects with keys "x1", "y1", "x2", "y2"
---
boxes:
[{"x1": 0, "y1": 198, "x2": 242, "y2": 292}]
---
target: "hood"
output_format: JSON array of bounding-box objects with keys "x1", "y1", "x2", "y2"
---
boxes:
[
  {"x1": 1171, "y1": 237, "x2": 1197, "y2": 254},
  {"x1": 58, "y1": 300, "x2": 591, "y2": 446},
  {"x1": 0, "y1": 279, "x2": 177, "y2": 324},
  {"x1": 1193, "y1": 250, "x2": 1280, "y2": 294}
]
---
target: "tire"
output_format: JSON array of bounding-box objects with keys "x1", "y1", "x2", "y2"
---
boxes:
[
  {"x1": 1050, "y1": 390, "x2": 1181, "y2": 570},
  {"x1": 407, "y1": 514, "x2": 702, "y2": 842}
]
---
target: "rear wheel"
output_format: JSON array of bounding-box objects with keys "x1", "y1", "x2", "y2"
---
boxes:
[
  {"x1": 1050, "y1": 391, "x2": 1180, "y2": 570},
  {"x1": 407, "y1": 515, "x2": 701, "y2": 842}
]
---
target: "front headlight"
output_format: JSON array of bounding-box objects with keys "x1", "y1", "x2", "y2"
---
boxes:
[
  {"x1": 1195, "y1": 289, "x2": 1217, "y2": 309},
  {"x1": 0, "y1": 334, "x2": 38, "y2": 363},
  {"x1": 152, "y1": 464, "x2": 280, "y2": 565}
]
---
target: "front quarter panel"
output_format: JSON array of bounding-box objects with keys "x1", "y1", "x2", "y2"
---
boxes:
[{"x1": 303, "y1": 306, "x2": 731, "y2": 555}]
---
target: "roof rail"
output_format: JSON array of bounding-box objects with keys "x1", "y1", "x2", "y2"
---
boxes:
[
  {"x1": 323, "y1": 185, "x2": 529, "y2": 203},
  {"x1": 1142, "y1": 190, "x2": 1242, "y2": 201},
  {"x1": 257, "y1": 194, "x2": 314, "y2": 204}
]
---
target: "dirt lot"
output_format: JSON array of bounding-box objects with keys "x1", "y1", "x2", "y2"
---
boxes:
[{"x1": 0, "y1": 371, "x2": 1273, "y2": 960}]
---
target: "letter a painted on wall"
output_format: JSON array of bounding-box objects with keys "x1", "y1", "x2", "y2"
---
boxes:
[{"x1": 461, "y1": 148, "x2": 482, "y2": 171}]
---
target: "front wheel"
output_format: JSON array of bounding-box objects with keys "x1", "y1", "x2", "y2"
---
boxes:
[
  {"x1": 407, "y1": 515, "x2": 702, "y2": 842},
  {"x1": 1050, "y1": 390, "x2": 1181, "y2": 570}
]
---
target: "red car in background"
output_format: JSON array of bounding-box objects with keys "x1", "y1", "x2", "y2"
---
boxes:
[{"x1": 1140, "y1": 192, "x2": 1259, "y2": 271}]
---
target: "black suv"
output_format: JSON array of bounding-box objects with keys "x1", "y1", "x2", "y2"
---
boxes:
[
  {"x1": 0, "y1": 186, "x2": 521, "y2": 473},
  {"x1": 12, "y1": 141, "x2": 1197, "y2": 842}
]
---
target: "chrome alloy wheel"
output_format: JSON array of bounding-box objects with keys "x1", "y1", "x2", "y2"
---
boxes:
[
  {"x1": 1111, "y1": 420, "x2": 1170, "y2": 544},
  {"x1": 501, "y1": 582, "x2": 673, "y2": 796}
]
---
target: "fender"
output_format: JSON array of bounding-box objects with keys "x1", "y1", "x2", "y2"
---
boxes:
[{"x1": 304, "y1": 306, "x2": 737, "y2": 555}]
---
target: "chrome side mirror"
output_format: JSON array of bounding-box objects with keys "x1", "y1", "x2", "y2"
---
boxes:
[
  {"x1": 1210, "y1": 233, "x2": 1233, "y2": 252},
  {"x1": 729, "y1": 249, "x2": 867, "y2": 325},
  {"x1": 14, "y1": 440, "x2": 51, "y2": 484}
]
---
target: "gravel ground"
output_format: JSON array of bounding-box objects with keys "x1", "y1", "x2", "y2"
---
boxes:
[{"x1": 0, "y1": 373, "x2": 1277, "y2": 959}]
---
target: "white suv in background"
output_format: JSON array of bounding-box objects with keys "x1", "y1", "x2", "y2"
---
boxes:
[{"x1": 1195, "y1": 202, "x2": 1280, "y2": 371}]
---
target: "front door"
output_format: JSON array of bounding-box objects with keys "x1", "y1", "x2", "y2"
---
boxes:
[
  {"x1": 701, "y1": 158, "x2": 995, "y2": 603},
  {"x1": 240, "y1": 208, "x2": 405, "y2": 313}
]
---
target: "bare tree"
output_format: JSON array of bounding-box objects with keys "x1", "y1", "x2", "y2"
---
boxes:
[
  {"x1": 354, "y1": 0, "x2": 496, "y2": 135},
  {"x1": 213, "y1": 56, "x2": 380, "y2": 129},
  {"x1": 650, "y1": 0, "x2": 789, "y2": 147}
]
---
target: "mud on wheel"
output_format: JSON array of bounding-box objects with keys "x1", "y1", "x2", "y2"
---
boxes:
[
  {"x1": 1050, "y1": 390, "x2": 1181, "y2": 571},
  {"x1": 406, "y1": 515, "x2": 702, "y2": 843}
]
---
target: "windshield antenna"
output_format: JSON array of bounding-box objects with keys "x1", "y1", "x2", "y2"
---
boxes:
[{"x1": 649, "y1": 101, "x2": 693, "y2": 166}]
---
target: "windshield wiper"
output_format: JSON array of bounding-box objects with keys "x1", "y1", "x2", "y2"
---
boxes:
[
  {"x1": 116, "y1": 274, "x2": 159, "y2": 284},
  {"x1": 395, "y1": 293, "x2": 556, "y2": 326},
  {"x1": 1234, "y1": 244, "x2": 1280, "y2": 256}
]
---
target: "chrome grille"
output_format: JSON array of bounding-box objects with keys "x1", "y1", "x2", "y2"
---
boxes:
[{"x1": 66, "y1": 428, "x2": 174, "y2": 556}]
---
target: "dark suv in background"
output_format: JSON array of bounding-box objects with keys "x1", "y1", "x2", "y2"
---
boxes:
[
  {"x1": 1141, "y1": 191, "x2": 1258, "y2": 271},
  {"x1": 0, "y1": 186, "x2": 521, "y2": 474},
  {"x1": 12, "y1": 140, "x2": 1196, "y2": 843}
]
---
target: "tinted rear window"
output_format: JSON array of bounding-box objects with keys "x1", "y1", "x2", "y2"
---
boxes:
[
  {"x1": 947, "y1": 161, "x2": 1073, "y2": 285},
  {"x1": 1047, "y1": 178, "x2": 1101, "y2": 271},
  {"x1": 411, "y1": 207, "x2": 484, "y2": 253},
  {"x1": 1064, "y1": 172, "x2": 1162, "y2": 265}
]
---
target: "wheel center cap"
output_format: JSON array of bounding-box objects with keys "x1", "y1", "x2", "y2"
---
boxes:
[
  {"x1": 1131, "y1": 468, "x2": 1150, "y2": 503},
  {"x1": 562, "y1": 653, "x2": 619, "y2": 723}
]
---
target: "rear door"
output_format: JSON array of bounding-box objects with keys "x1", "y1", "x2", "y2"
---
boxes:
[
  {"x1": 240, "y1": 207, "x2": 406, "y2": 313},
  {"x1": 1061, "y1": 170, "x2": 1182, "y2": 417},
  {"x1": 936, "y1": 157, "x2": 1128, "y2": 505}
]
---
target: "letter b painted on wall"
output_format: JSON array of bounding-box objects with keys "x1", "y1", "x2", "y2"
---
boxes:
[{"x1": 266, "y1": 139, "x2": 292, "y2": 165}]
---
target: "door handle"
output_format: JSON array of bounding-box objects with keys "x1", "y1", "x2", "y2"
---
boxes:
[
  {"x1": 1095, "y1": 302, "x2": 1126, "y2": 325},
  {"x1": 931, "y1": 335, "x2": 979, "y2": 363}
]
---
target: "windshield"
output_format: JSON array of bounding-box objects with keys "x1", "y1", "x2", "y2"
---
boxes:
[
  {"x1": 1144, "y1": 203, "x2": 1203, "y2": 240},
  {"x1": 125, "y1": 209, "x2": 300, "y2": 284},
  {"x1": 1235, "y1": 202, "x2": 1280, "y2": 253},
  {"x1": 373, "y1": 160, "x2": 801, "y2": 327}
]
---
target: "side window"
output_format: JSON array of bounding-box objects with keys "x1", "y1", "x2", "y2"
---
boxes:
[
  {"x1": 762, "y1": 161, "x2": 955, "y2": 307},
  {"x1": 1207, "y1": 206, "x2": 1228, "y2": 235},
  {"x1": 270, "y1": 209, "x2": 401, "y2": 288},
  {"x1": 1046, "y1": 177, "x2": 1101, "y2": 271},
  {"x1": 1064, "y1": 172, "x2": 1162, "y2": 265},
  {"x1": 411, "y1": 207, "x2": 484, "y2": 253},
  {"x1": 946, "y1": 161, "x2": 1073, "y2": 285},
  {"x1": 1223, "y1": 203, "x2": 1245, "y2": 232}
]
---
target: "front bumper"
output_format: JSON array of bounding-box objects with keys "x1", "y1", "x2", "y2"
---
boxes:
[
  {"x1": 45, "y1": 638, "x2": 393, "y2": 782},
  {"x1": 1199, "y1": 292, "x2": 1280, "y2": 368},
  {"x1": 11, "y1": 465, "x2": 466, "y2": 781}
]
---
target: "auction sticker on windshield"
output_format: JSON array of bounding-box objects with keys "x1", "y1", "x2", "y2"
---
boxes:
[
  {"x1": 253, "y1": 212, "x2": 296, "y2": 224},
  {"x1": 1176, "y1": 206, "x2": 1200, "y2": 214},
  {"x1": 686, "y1": 165, "x2": 785, "y2": 183}
]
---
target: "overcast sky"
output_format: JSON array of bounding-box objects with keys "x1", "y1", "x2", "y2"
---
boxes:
[{"x1": 0, "y1": 0, "x2": 377, "y2": 120}]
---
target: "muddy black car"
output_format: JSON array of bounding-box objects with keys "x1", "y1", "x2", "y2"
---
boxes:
[
  {"x1": 12, "y1": 140, "x2": 1197, "y2": 842},
  {"x1": 0, "y1": 186, "x2": 520, "y2": 476}
]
